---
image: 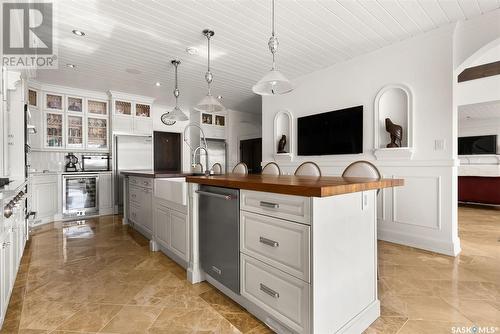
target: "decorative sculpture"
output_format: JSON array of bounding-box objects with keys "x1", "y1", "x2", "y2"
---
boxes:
[
  {"x1": 277, "y1": 134, "x2": 287, "y2": 153},
  {"x1": 385, "y1": 118, "x2": 403, "y2": 148}
]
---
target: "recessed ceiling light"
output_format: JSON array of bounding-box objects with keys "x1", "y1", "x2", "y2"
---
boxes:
[
  {"x1": 155, "y1": 82, "x2": 161, "y2": 87},
  {"x1": 72, "y1": 29, "x2": 85, "y2": 36},
  {"x1": 186, "y1": 47, "x2": 198, "y2": 55},
  {"x1": 217, "y1": 95, "x2": 222, "y2": 100},
  {"x1": 125, "y1": 68, "x2": 141, "y2": 75},
  {"x1": 66, "y1": 63, "x2": 76, "y2": 69}
]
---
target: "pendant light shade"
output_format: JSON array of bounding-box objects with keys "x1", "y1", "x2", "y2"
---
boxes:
[
  {"x1": 252, "y1": 69, "x2": 293, "y2": 95},
  {"x1": 162, "y1": 60, "x2": 189, "y2": 122},
  {"x1": 252, "y1": 0, "x2": 293, "y2": 96},
  {"x1": 194, "y1": 29, "x2": 225, "y2": 112}
]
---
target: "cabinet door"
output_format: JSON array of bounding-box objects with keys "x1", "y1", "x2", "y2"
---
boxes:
[
  {"x1": 133, "y1": 118, "x2": 152, "y2": 135},
  {"x1": 99, "y1": 173, "x2": 113, "y2": 211},
  {"x1": 87, "y1": 117, "x2": 108, "y2": 150},
  {"x1": 32, "y1": 181, "x2": 58, "y2": 219},
  {"x1": 154, "y1": 204, "x2": 170, "y2": 248},
  {"x1": 112, "y1": 116, "x2": 133, "y2": 133},
  {"x1": 170, "y1": 210, "x2": 188, "y2": 261},
  {"x1": 45, "y1": 112, "x2": 64, "y2": 148},
  {"x1": 139, "y1": 188, "x2": 153, "y2": 232},
  {"x1": 66, "y1": 114, "x2": 84, "y2": 149}
]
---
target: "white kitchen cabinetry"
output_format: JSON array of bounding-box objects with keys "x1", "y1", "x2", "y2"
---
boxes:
[
  {"x1": 28, "y1": 82, "x2": 110, "y2": 152},
  {"x1": 98, "y1": 172, "x2": 113, "y2": 215},
  {"x1": 126, "y1": 176, "x2": 189, "y2": 266},
  {"x1": 109, "y1": 91, "x2": 154, "y2": 135},
  {"x1": 0, "y1": 185, "x2": 27, "y2": 328},
  {"x1": 153, "y1": 201, "x2": 188, "y2": 264},
  {"x1": 31, "y1": 174, "x2": 59, "y2": 223},
  {"x1": 128, "y1": 176, "x2": 153, "y2": 238}
]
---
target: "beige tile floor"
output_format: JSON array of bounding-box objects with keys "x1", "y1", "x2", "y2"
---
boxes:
[{"x1": 1, "y1": 206, "x2": 499, "y2": 334}]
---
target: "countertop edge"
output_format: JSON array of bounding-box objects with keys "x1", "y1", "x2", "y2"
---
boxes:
[{"x1": 186, "y1": 176, "x2": 404, "y2": 197}]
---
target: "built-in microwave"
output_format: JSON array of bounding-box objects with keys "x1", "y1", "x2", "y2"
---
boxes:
[{"x1": 81, "y1": 154, "x2": 111, "y2": 171}]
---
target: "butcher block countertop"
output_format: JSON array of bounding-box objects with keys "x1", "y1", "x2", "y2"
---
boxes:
[
  {"x1": 121, "y1": 170, "x2": 194, "y2": 178},
  {"x1": 186, "y1": 174, "x2": 404, "y2": 197}
]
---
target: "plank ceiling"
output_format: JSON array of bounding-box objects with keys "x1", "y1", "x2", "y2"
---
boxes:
[{"x1": 36, "y1": 0, "x2": 500, "y2": 113}]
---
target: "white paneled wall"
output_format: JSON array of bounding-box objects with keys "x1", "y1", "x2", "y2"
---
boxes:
[{"x1": 261, "y1": 25, "x2": 461, "y2": 255}]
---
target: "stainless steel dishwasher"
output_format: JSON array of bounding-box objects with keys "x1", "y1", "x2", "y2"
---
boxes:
[{"x1": 197, "y1": 185, "x2": 240, "y2": 294}]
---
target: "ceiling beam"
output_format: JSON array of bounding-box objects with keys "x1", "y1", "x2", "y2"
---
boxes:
[{"x1": 458, "y1": 61, "x2": 500, "y2": 83}]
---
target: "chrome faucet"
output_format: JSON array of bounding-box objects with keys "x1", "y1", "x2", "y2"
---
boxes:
[
  {"x1": 193, "y1": 146, "x2": 210, "y2": 176},
  {"x1": 183, "y1": 124, "x2": 211, "y2": 175}
]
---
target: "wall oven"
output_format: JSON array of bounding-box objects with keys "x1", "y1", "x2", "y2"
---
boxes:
[{"x1": 62, "y1": 174, "x2": 99, "y2": 217}]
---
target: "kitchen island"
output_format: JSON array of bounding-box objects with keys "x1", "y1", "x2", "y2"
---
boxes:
[{"x1": 186, "y1": 174, "x2": 403, "y2": 334}]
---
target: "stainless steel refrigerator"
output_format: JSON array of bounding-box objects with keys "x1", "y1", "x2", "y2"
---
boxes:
[
  {"x1": 114, "y1": 135, "x2": 153, "y2": 210},
  {"x1": 199, "y1": 139, "x2": 227, "y2": 173}
]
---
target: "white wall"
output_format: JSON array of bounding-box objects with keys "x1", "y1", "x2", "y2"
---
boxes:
[
  {"x1": 262, "y1": 25, "x2": 461, "y2": 256},
  {"x1": 453, "y1": 10, "x2": 500, "y2": 70},
  {"x1": 226, "y1": 110, "x2": 261, "y2": 171},
  {"x1": 456, "y1": 75, "x2": 500, "y2": 107}
]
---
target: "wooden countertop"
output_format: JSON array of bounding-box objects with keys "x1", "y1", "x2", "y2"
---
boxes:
[
  {"x1": 120, "y1": 170, "x2": 194, "y2": 178},
  {"x1": 186, "y1": 174, "x2": 404, "y2": 197}
]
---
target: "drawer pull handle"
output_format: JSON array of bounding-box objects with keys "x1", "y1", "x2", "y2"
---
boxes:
[
  {"x1": 131, "y1": 194, "x2": 136, "y2": 198},
  {"x1": 211, "y1": 266, "x2": 222, "y2": 275},
  {"x1": 260, "y1": 201, "x2": 279, "y2": 209},
  {"x1": 260, "y1": 283, "x2": 279, "y2": 299},
  {"x1": 259, "y1": 236, "x2": 279, "y2": 247}
]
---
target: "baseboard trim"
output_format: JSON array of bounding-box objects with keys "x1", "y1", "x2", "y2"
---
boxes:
[
  {"x1": 378, "y1": 228, "x2": 461, "y2": 256},
  {"x1": 337, "y1": 300, "x2": 380, "y2": 334}
]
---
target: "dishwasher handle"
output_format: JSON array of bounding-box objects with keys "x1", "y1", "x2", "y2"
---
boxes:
[{"x1": 196, "y1": 190, "x2": 235, "y2": 201}]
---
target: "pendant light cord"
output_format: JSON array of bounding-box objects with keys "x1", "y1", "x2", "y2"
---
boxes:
[
  {"x1": 272, "y1": 0, "x2": 275, "y2": 37},
  {"x1": 174, "y1": 61, "x2": 179, "y2": 107},
  {"x1": 270, "y1": 0, "x2": 277, "y2": 70},
  {"x1": 207, "y1": 34, "x2": 211, "y2": 94}
]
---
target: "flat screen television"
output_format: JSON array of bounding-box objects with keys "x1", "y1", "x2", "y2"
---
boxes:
[
  {"x1": 458, "y1": 135, "x2": 497, "y2": 155},
  {"x1": 298, "y1": 106, "x2": 363, "y2": 156}
]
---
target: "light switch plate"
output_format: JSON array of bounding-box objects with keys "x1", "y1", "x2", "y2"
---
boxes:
[{"x1": 434, "y1": 139, "x2": 445, "y2": 151}]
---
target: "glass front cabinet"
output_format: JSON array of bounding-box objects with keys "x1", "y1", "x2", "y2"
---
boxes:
[
  {"x1": 42, "y1": 92, "x2": 109, "y2": 150},
  {"x1": 45, "y1": 112, "x2": 64, "y2": 148},
  {"x1": 87, "y1": 117, "x2": 108, "y2": 149}
]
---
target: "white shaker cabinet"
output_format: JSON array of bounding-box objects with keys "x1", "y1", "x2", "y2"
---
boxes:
[
  {"x1": 128, "y1": 176, "x2": 153, "y2": 238},
  {"x1": 31, "y1": 174, "x2": 59, "y2": 223},
  {"x1": 98, "y1": 172, "x2": 113, "y2": 215}
]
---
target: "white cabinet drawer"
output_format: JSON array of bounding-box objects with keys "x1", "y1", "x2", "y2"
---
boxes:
[
  {"x1": 129, "y1": 176, "x2": 153, "y2": 189},
  {"x1": 241, "y1": 211, "x2": 310, "y2": 282},
  {"x1": 129, "y1": 185, "x2": 143, "y2": 204},
  {"x1": 240, "y1": 190, "x2": 311, "y2": 224},
  {"x1": 241, "y1": 254, "x2": 310, "y2": 334},
  {"x1": 129, "y1": 203, "x2": 140, "y2": 224}
]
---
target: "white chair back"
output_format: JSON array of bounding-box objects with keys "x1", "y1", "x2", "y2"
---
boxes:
[
  {"x1": 192, "y1": 163, "x2": 203, "y2": 174},
  {"x1": 294, "y1": 161, "x2": 322, "y2": 177},
  {"x1": 211, "y1": 163, "x2": 222, "y2": 175},
  {"x1": 232, "y1": 162, "x2": 248, "y2": 175},
  {"x1": 262, "y1": 162, "x2": 281, "y2": 176},
  {"x1": 342, "y1": 161, "x2": 381, "y2": 179}
]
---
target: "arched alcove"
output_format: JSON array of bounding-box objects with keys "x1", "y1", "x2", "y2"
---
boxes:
[
  {"x1": 373, "y1": 84, "x2": 414, "y2": 160},
  {"x1": 273, "y1": 110, "x2": 293, "y2": 161}
]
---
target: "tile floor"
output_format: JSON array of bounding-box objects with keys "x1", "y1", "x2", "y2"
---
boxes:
[{"x1": 1, "y1": 206, "x2": 499, "y2": 334}]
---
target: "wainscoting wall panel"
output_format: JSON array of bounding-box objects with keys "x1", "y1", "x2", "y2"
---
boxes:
[{"x1": 262, "y1": 161, "x2": 460, "y2": 256}]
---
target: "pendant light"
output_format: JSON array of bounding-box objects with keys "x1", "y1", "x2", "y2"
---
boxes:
[
  {"x1": 162, "y1": 60, "x2": 189, "y2": 122},
  {"x1": 194, "y1": 29, "x2": 225, "y2": 112},
  {"x1": 252, "y1": 0, "x2": 293, "y2": 96}
]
